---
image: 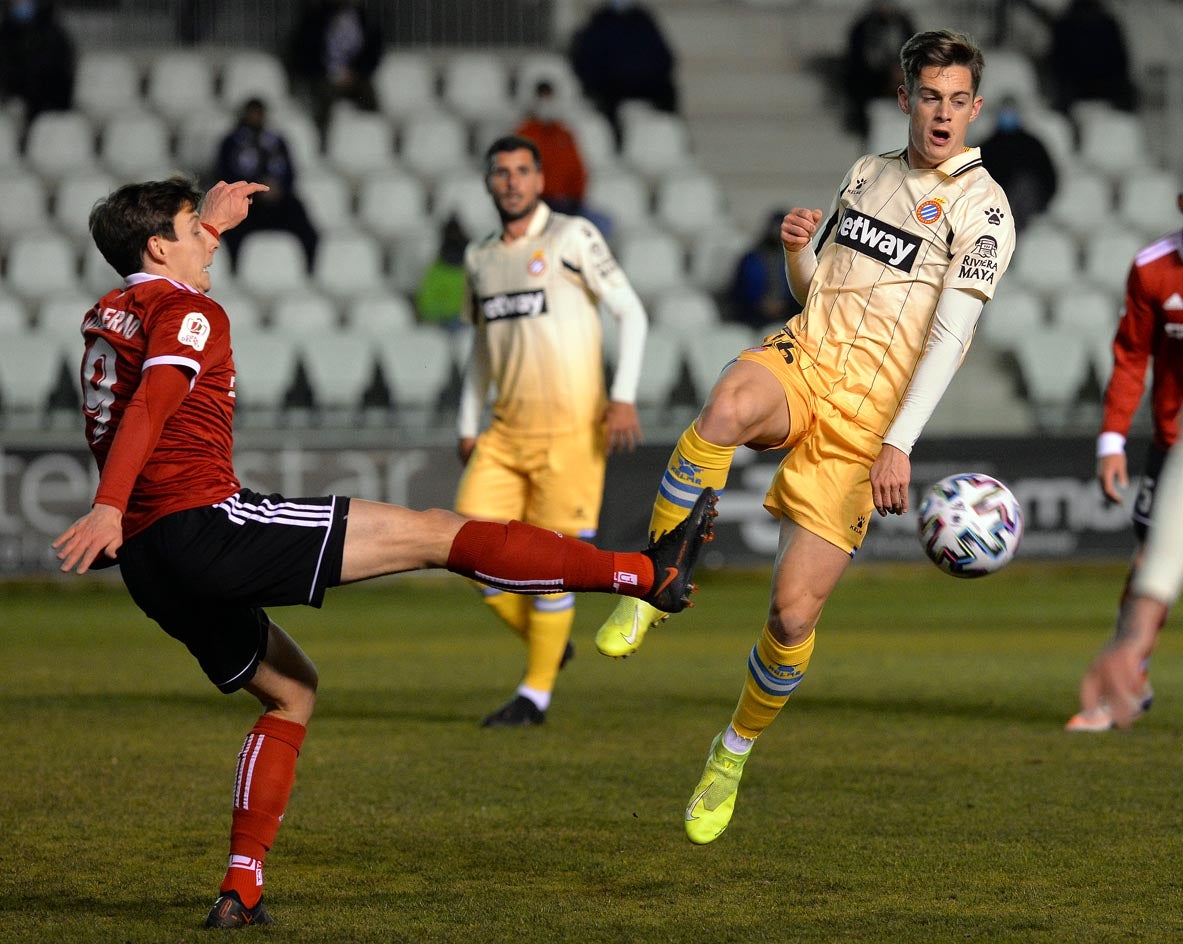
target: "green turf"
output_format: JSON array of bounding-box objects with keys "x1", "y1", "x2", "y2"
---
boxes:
[{"x1": 3, "y1": 562, "x2": 1183, "y2": 943}]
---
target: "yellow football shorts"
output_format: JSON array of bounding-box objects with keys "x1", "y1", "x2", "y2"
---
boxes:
[
  {"x1": 455, "y1": 422, "x2": 606, "y2": 537},
  {"x1": 737, "y1": 334, "x2": 881, "y2": 553}
]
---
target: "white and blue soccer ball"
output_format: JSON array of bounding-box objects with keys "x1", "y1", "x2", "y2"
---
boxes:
[{"x1": 917, "y1": 473, "x2": 1023, "y2": 578}]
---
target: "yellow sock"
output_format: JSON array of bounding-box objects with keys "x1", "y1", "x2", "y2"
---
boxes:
[
  {"x1": 650, "y1": 423, "x2": 735, "y2": 538},
  {"x1": 478, "y1": 585, "x2": 530, "y2": 641},
  {"x1": 521, "y1": 592, "x2": 575, "y2": 694},
  {"x1": 730, "y1": 626, "x2": 815, "y2": 740}
]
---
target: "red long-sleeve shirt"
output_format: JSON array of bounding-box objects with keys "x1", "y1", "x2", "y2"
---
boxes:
[{"x1": 1101, "y1": 230, "x2": 1183, "y2": 450}]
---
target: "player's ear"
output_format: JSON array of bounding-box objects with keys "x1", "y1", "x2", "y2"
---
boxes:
[
  {"x1": 896, "y1": 84, "x2": 910, "y2": 115},
  {"x1": 144, "y1": 233, "x2": 168, "y2": 265},
  {"x1": 968, "y1": 95, "x2": 984, "y2": 123}
]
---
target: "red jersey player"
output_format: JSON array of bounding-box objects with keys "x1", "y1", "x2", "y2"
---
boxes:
[
  {"x1": 53, "y1": 177, "x2": 716, "y2": 928},
  {"x1": 1067, "y1": 190, "x2": 1183, "y2": 732}
]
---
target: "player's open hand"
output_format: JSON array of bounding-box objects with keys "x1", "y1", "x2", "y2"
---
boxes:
[
  {"x1": 603, "y1": 401, "x2": 642, "y2": 454},
  {"x1": 202, "y1": 180, "x2": 271, "y2": 234},
  {"x1": 52, "y1": 503, "x2": 123, "y2": 575},
  {"x1": 870, "y1": 443, "x2": 910, "y2": 516},
  {"x1": 1096, "y1": 452, "x2": 1128, "y2": 505},
  {"x1": 781, "y1": 208, "x2": 823, "y2": 253}
]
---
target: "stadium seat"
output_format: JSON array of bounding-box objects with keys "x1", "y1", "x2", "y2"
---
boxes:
[
  {"x1": 269, "y1": 292, "x2": 340, "y2": 333},
  {"x1": 1116, "y1": 170, "x2": 1182, "y2": 239},
  {"x1": 687, "y1": 222, "x2": 754, "y2": 293},
  {"x1": 312, "y1": 229, "x2": 387, "y2": 301},
  {"x1": 1049, "y1": 287, "x2": 1118, "y2": 342},
  {"x1": 567, "y1": 108, "x2": 617, "y2": 172},
  {"x1": 324, "y1": 109, "x2": 396, "y2": 182},
  {"x1": 24, "y1": 111, "x2": 97, "y2": 180},
  {"x1": 0, "y1": 174, "x2": 50, "y2": 246},
  {"x1": 268, "y1": 106, "x2": 324, "y2": 174},
  {"x1": 1010, "y1": 325, "x2": 1091, "y2": 424},
  {"x1": 296, "y1": 168, "x2": 354, "y2": 231},
  {"x1": 620, "y1": 108, "x2": 692, "y2": 178},
  {"x1": 229, "y1": 330, "x2": 301, "y2": 424},
  {"x1": 0, "y1": 296, "x2": 27, "y2": 332},
  {"x1": 618, "y1": 324, "x2": 684, "y2": 418},
  {"x1": 175, "y1": 106, "x2": 234, "y2": 179},
  {"x1": 373, "y1": 52, "x2": 437, "y2": 120},
  {"x1": 650, "y1": 286, "x2": 722, "y2": 331},
  {"x1": 0, "y1": 111, "x2": 20, "y2": 170},
  {"x1": 514, "y1": 52, "x2": 580, "y2": 109},
  {"x1": 235, "y1": 231, "x2": 309, "y2": 298},
  {"x1": 348, "y1": 291, "x2": 416, "y2": 337},
  {"x1": 81, "y1": 243, "x2": 119, "y2": 297},
  {"x1": 979, "y1": 283, "x2": 1047, "y2": 346},
  {"x1": 866, "y1": 98, "x2": 906, "y2": 155},
  {"x1": 73, "y1": 52, "x2": 142, "y2": 123},
  {"x1": 1046, "y1": 171, "x2": 1112, "y2": 237},
  {"x1": 389, "y1": 231, "x2": 439, "y2": 292},
  {"x1": 441, "y1": 53, "x2": 513, "y2": 123},
  {"x1": 655, "y1": 171, "x2": 725, "y2": 239},
  {"x1": 684, "y1": 324, "x2": 757, "y2": 400},
  {"x1": 1022, "y1": 106, "x2": 1076, "y2": 174},
  {"x1": 356, "y1": 170, "x2": 430, "y2": 239},
  {"x1": 431, "y1": 171, "x2": 500, "y2": 238},
  {"x1": 1008, "y1": 224, "x2": 1079, "y2": 297},
  {"x1": 376, "y1": 327, "x2": 454, "y2": 422},
  {"x1": 206, "y1": 291, "x2": 264, "y2": 332},
  {"x1": 1082, "y1": 227, "x2": 1143, "y2": 295},
  {"x1": 36, "y1": 294, "x2": 93, "y2": 343},
  {"x1": 615, "y1": 229, "x2": 686, "y2": 298},
  {"x1": 298, "y1": 329, "x2": 381, "y2": 419},
  {"x1": 220, "y1": 50, "x2": 290, "y2": 112},
  {"x1": 398, "y1": 112, "x2": 470, "y2": 181},
  {"x1": 1077, "y1": 108, "x2": 1150, "y2": 177},
  {"x1": 585, "y1": 171, "x2": 651, "y2": 234},
  {"x1": 101, "y1": 111, "x2": 173, "y2": 180},
  {"x1": 54, "y1": 171, "x2": 117, "y2": 245},
  {"x1": 5, "y1": 231, "x2": 79, "y2": 302},
  {"x1": 146, "y1": 51, "x2": 216, "y2": 124},
  {"x1": 977, "y1": 49, "x2": 1040, "y2": 110},
  {"x1": 0, "y1": 331, "x2": 71, "y2": 424}
]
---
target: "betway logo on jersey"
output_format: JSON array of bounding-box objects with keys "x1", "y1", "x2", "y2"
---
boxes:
[
  {"x1": 480, "y1": 289, "x2": 548, "y2": 322},
  {"x1": 835, "y1": 210, "x2": 920, "y2": 272}
]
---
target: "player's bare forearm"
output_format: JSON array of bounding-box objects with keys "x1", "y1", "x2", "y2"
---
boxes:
[
  {"x1": 52, "y1": 503, "x2": 124, "y2": 575},
  {"x1": 201, "y1": 180, "x2": 271, "y2": 233},
  {"x1": 1096, "y1": 453, "x2": 1128, "y2": 505},
  {"x1": 603, "y1": 401, "x2": 642, "y2": 454},
  {"x1": 870, "y1": 443, "x2": 910, "y2": 516}
]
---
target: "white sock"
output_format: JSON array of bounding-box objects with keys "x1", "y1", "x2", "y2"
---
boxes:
[{"x1": 517, "y1": 685, "x2": 551, "y2": 712}]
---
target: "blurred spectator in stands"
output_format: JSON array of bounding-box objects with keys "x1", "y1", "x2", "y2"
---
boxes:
[
  {"x1": 842, "y1": 0, "x2": 915, "y2": 138},
  {"x1": 728, "y1": 209, "x2": 801, "y2": 332},
  {"x1": 287, "y1": 0, "x2": 381, "y2": 130},
  {"x1": 569, "y1": 0, "x2": 678, "y2": 144},
  {"x1": 414, "y1": 215, "x2": 469, "y2": 331},
  {"x1": 514, "y1": 80, "x2": 588, "y2": 216},
  {"x1": 978, "y1": 97, "x2": 1058, "y2": 233},
  {"x1": 215, "y1": 98, "x2": 319, "y2": 269},
  {"x1": 1048, "y1": 0, "x2": 1136, "y2": 112},
  {"x1": 0, "y1": 0, "x2": 75, "y2": 125}
]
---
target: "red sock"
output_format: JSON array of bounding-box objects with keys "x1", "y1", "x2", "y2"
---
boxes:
[
  {"x1": 446, "y1": 520, "x2": 655, "y2": 597},
  {"x1": 219, "y1": 714, "x2": 306, "y2": 908}
]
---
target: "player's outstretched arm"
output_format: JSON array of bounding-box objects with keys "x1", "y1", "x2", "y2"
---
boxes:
[
  {"x1": 53, "y1": 503, "x2": 124, "y2": 574},
  {"x1": 201, "y1": 179, "x2": 270, "y2": 234}
]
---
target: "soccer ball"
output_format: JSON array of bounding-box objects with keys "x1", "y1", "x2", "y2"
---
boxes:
[{"x1": 917, "y1": 473, "x2": 1023, "y2": 578}]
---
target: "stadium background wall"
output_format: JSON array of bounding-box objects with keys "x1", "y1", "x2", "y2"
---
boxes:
[{"x1": 0, "y1": 436, "x2": 1142, "y2": 576}]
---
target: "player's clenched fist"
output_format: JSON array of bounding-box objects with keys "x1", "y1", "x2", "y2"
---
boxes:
[{"x1": 781, "y1": 208, "x2": 823, "y2": 253}]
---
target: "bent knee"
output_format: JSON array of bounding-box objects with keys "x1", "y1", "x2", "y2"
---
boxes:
[{"x1": 767, "y1": 605, "x2": 820, "y2": 646}]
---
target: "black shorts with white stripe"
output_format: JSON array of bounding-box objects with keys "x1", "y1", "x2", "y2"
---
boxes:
[{"x1": 119, "y1": 488, "x2": 351, "y2": 693}]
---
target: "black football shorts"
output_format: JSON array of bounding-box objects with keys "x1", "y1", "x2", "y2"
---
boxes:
[{"x1": 118, "y1": 488, "x2": 351, "y2": 693}]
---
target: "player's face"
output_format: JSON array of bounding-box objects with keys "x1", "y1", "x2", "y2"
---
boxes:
[
  {"x1": 486, "y1": 149, "x2": 544, "y2": 223},
  {"x1": 166, "y1": 207, "x2": 218, "y2": 293},
  {"x1": 898, "y1": 64, "x2": 982, "y2": 168}
]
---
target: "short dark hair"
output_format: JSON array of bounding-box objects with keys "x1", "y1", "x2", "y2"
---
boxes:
[
  {"x1": 89, "y1": 177, "x2": 204, "y2": 278},
  {"x1": 484, "y1": 134, "x2": 542, "y2": 173},
  {"x1": 900, "y1": 30, "x2": 984, "y2": 96}
]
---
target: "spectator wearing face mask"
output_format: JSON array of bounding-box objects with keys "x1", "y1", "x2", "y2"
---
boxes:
[
  {"x1": 0, "y1": 0, "x2": 75, "y2": 125},
  {"x1": 978, "y1": 97, "x2": 1058, "y2": 233},
  {"x1": 513, "y1": 80, "x2": 588, "y2": 216}
]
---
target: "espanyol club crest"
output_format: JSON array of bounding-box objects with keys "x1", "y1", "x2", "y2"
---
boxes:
[
  {"x1": 527, "y1": 250, "x2": 546, "y2": 276},
  {"x1": 915, "y1": 199, "x2": 943, "y2": 225}
]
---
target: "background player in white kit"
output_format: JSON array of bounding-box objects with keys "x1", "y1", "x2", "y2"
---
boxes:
[{"x1": 457, "y1": 135, "x2": 650, "y2": 727}]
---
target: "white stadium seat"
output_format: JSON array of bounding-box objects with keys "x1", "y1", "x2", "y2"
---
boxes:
[
  {"x1": 1077, "y1": 107, "x2": 1150, "y2": 177},
  {"x1": 174, "y1": 106, "x2": 234, "y2": 180},
  {"x1": 431, "y1": 171, "x2": 500, "y2": 238},
  {"x1": 615, "y1": 229, "x2": 686, "y2": 298},
  {"x1": 312, "y1": 229, "x2": 387, "y2": 301},
  {"x1": 356, "y1": 170, "x2": 430, "y2": 239},
  {"x1": 220, "y1": 50, "x2": 290, "y2": 112},
  {"x1": 684, "y1": 324, "x2": 757, "y2": 400},
  {"x1": 235, "y1": 231, "x2": 309, "y2": 298},
  {"x1": 650, "y1": 286, "x2": 722, "y2": 331},
  {"x1": 36, "y1": 294, "x2": 94, "y2": 343},
  {"x1": 1008, "y1": 224, "x2": 1079, "y2": 297},
  {"x1": 146, "y1": 51, "x2": 216, "y2": 124},
  {"x1": 567, "y1": 108, "x2": 617, "y2": 172},
  {"x1": 441, "y1": 53, "x2": 513, "y2": 123},
  {"x1": 24, "y1": 111, "x2": 96, "y2": 179},
  {"x1": 268, "y1": 106, "x2": 324, "y2": 174},
  {"x1": 296, "y1": 168, "x2": 354, "y2": 231},
  {"x1": 1046, "y1": 171, "x2": 1112, "y2": 237},
  {"x1": 325, "y1": 109, "x2": 395, "y2": 181},
  {"x1": 376, "y1": 327, "x2": 454, "y2": 420},
  {"x1": 5, "y1": 231, "x2": 79, "y2": 302},
  {"x1": 655, "y1": 171, "x2": 725, "y2": 238},
  {"x1": 0, "y1": 330, "x2": 71, "y2": 422},
  {"x1": 81, "y1": 243, "x2": 120, "y2": 297},
  {"x1": 620, "y1": 324, "x2": 683, "y2": 417},
  {"x1": 269, "y1": 292, "x2": 340, "y2": 333},
  {"x1": 230, "y1": 330, "x2": 300, "y2": 422},
  {"x1": 1082, "y1": 228, "x2": 1144, "y2": 295},
  {"x1": 388, "y1": 231, "x2": 439, "y2": 292},
  {"x1": 1116, "y1": 170, "x2": 1182, "y2": 239},
  {"x1": 0, "y1": 111, "x2": 21, "y2": 170},
  {"x1": 0, "y1": 297, "x2": 26, "y2": 332},
  {"x1": 585, "y1": 172, "x2": 651, "y2": 233},
  {"x1": 1049, "y1": 287, "x2": 1118, "y2": 342},
  {"x1": 688, "y1": 222, "x2": 755, "y2": 294},
  {"x1": 373, "y1": 52, "x2": 436, "y2": 120},
  {"x1": 73, "y1": 52, "x2": 142, "y2": 122},
  {"x1": 0, "y1": 174, "x2": 50, "y2": 245},
  {"x1": 514, "y1": 52, "x2": 580, "y2": 109},
  {"x1": 399, "y1": 112, "x2": 470, "y2": 181},
  {"x1": 621, "y1": 108, "x2": 692, "y2": 178},
  {"x1": 348, "y1": 292, "x2": 416, "y2": 337},
  {"x1": 979, "y1": 283, "x2": 1047, "y2": 346},
  {"x1": 977, "y1": 49, "x2": 1040, "y2": 110},
  {"x1": 101, "y1": 111, "x2": 174, "y2": 180},
  {"x1": 298, "y1": 329, "x2": 381, "y2": 416},
  {"x1": 1011, "y1": 325, "x2": 1091, "y2": 422}
]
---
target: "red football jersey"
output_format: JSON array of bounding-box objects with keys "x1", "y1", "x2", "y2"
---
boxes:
[
  {"x1": 80, "y1": 273, "x2": 240, "y2": 539},
  {"x1": 1101, "y1": 231, "x2": 1183, "y2": 450}
]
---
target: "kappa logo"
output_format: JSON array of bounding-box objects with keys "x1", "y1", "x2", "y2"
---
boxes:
[
  {"x1": 848, "y1": 177, "x2": 867, "y2": 196},
  {"x1": 985, "y1": 207, "x2": 1005, "y2": 225},
  {"x1": 673, "y1": 457, "x2": 704, "y2": 484},
  {"x1": 835, "y1": 210, "x2": 921, "y2": 271},
  {"x1": 527, "y1": 250, "x2": 546, "y2": 276},
  {"x1": 850, "y1": 514, "x2": 866, "y2": 535},
  {"x1": 480, "y1": 289, "x2": 548, "y2": 322}
]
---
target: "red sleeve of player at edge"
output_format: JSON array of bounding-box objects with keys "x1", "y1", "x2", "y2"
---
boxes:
[{"x1": 92, "y1": 364, "x2": 195, "y2": 513}]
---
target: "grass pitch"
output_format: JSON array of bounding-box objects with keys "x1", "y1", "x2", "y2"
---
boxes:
[{"x1": 3, "y1": 562, "x2": 1183, "y2": 943}]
